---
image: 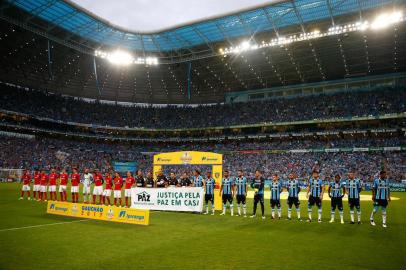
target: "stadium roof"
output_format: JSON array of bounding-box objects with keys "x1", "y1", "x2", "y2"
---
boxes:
[
  {"x1": 0, "y1": 0, "x2": 405, "y2": 104},
  {"x1": 3, "y1": 0, "x2": 395, "y2": 53}
]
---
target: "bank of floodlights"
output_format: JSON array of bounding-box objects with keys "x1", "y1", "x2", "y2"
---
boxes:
[
  {"x1": 220, "y1": 10, "x2": 404, "y2": 55},
  {"x1": 94, "y1": 49, "x2": 159, "y2": 66}
]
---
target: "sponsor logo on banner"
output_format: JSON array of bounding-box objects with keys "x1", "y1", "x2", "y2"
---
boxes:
[
  {"x1": 202, "y1": 156, "x2": 219, "y2": 161},
  {"x1": 137, "y1": 191, "x2": 151, "y2": 202},
  {"x1": 72, "y1": 204, "x2": 78, "y2": 215},
  {"x1": 181, "y1": 152, "x2": 192, "y2": 164},
  {"x1": 157, "y1": 157, "x2": 171, "y2": 162},
  {"x1": 46, "y1": 201, "x2": 149, "y2": 225},
  {"x1": 107, "y1": 208, "x2": 114, "y2": 219},
  {"x1": 131, "y1": 187, "x2": 204, "y2": 212}
]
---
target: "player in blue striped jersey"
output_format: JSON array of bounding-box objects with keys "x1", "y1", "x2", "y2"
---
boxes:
[
  {"x1": 250, "y1": 170, "x2": 266, "y2": 219},
  {"x1": 220, "y1": 170, "x2": 235, "y2": 216},
  {"x1": 192, "y1": 169, "x2": 204, "y2": 188},
  {"x1": 203, "y1": 171, "x2": 216, "y2": 215},
  {"x1": 235, "y1": 170, "x2": 248, "y2": 217},
  {"x1": 286, "y1": 173, "x2": 301, "y2": 220},
  {"x1": 370, "y1": 171, "x2": 391, "y2": 228},
  {"x1": 345, "y1": 170, "x2": 362, "y2": 224},
  {"x1": 306, "y1": 170, "x2": 324, "y2": 223},
  {"x1": 270, "y1": 174, "x2": 283, "y2": 219},
  {"x1": 328, "y1": 174, "x2": 346, "y2": 224}
]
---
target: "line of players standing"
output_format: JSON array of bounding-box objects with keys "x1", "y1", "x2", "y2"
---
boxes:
[
  {"x1": 19, "y1": 168, "x2": 153, "y2": 207},
  {"x1": 217, "y1": 169, "x2": 391, "y2": 228},
  {"x1": 18, "y1": 167, "x2": 391, "y2": 227}
]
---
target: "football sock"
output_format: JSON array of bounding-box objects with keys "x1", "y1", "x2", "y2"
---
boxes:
[{"x1": 318, "y1": 208, "x2": 322, "y2": 220}]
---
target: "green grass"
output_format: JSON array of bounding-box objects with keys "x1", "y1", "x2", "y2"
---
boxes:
[{"x1": 0, "y1": 183, "x2": 405, "y2": 270}]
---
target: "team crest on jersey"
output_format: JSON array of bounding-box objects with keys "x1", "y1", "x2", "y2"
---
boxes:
[{"x1": 214, "y1": 173, "x2": 220, "y2": 178}]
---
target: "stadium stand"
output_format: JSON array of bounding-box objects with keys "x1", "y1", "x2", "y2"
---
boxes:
[
  {"x1": 0, "y1": 135, "x2": 404, "y2": 182},
  {"x1": 0, "y1": 83, "x2": 405, "y2": 128}
]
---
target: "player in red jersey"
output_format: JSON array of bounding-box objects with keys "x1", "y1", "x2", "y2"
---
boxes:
[
  {"x1": 92, "y1": 169, "x2": 104, "y2": 204},
  {"x1": 102, "y1": 171, "x2": 113, "y2": 205},
  {"x1": 19, "y1": 169, "x2": 32, "y2": 200},
  {"x1": 48, "y1": 168, "x2": 59, "y2": 201},
  {"x1": 71, "y1": 168, "x2": 81, "y2": 203},
  {"x1": 33, "y1": 169, "x2": 41, "y2": 200},
  {"x1": 59, "y1": 169, "x2": 69, "y2": 201},
  {"x1": 113, "y1": 172, "x2": 123, "y2": 207},
  {"x1": 39, "y1": 170, "x2": 48, "y2": 201},
  {"x1": 124, "y1": 171, "x2": 135, "y2": 208}
]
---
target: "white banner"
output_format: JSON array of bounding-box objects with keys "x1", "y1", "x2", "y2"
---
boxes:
[{"x1": 131, "y1": 187, "x2": 204, "y2": 212}]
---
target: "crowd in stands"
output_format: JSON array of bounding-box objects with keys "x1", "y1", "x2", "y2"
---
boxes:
[
  {"x1": 1, "y1": 135, "x2": 404, "y2": 182},
  {"x1": 1, "y1": 84, "x2": 405, "y2": 128}
]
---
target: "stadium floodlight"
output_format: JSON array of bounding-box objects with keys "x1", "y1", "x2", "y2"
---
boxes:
[
  {"x1": 106, "y1": 50, "x2": 134, "y2": 66},
  {"x1": 94, "y1": 49, "x2": 159, "y2": 66},
  {"x1": 371, "y1": 11, "x2": 403, "y2": 30}
]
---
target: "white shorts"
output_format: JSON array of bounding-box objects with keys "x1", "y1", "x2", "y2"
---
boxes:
[
  {"x1": 59, "y1": 185, "x2": 67, "y2": 192},
  {"x1": 48, "y1": 185, "x2": 56, "y2": 192},
  {"x1": 124, "y1": 189, "x2": 131, "y2": 197},
  {"x1": 103, "y1": 189, "x2": 112, "y2": 197},
  {"x1": 83, "y1": 185, "x2": 91, "y2": 194},
  {"x1": 33, "y1": 185, "x2": 41, "y2": 192},
  {"x1": 40, "y1": 185, "x2": 47, "y2": 192},
  {"x1": 22, "y1": 185, "x2": 30, "y2": 191},
  {"x1": 93, "y1": 186, "x2": 103, "y2": 196},
  {"x1": 71, "y1": 186, "x2": 79, "y2": 193},
  {"x1": 114, "y1": 190, "x2": 122, "y2": 198}
]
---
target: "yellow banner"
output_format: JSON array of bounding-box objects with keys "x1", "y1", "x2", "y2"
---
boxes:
[
  {"x1": 46, "y1": 201, "x2": 149, "y2": 226},
  {"x1": 153, "y1": 151, "x2": 222, "y2": 165}
]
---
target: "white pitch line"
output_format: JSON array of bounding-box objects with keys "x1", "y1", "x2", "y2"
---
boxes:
[{"x1": 0, "y1": 219, "x2": 90, "y2": 232}]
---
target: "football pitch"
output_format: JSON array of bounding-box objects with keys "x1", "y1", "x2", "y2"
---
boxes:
[{"x1": 0, "y1": 183, "x2": 405, "y2": 270}]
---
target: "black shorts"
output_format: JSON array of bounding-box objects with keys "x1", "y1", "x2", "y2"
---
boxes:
[
  {"x1": 222, "y1": 194, "x2": 233, "y2": 204},
  {"x1": 374, "y1": 199, "x2": 388, "y2": 207},
  {"x1": 205, "y1": 194, "x2": 214, "y2": 204},
  {"x1": 331, "y1": 197, "x2": 343, "y2": 210},
  {"x1": 348, "y1": 198, "x2": 360, "y2": 208},
  {"x1": 254, "y1": 194, "x2": 264, "y2": 204},
  {"x1": 287, "y1": 197, "x2": 300, "y2": 208},
  {"x1": 270, "y1": 199, "x2": 281, "y2": 208},
  {"x1": 236, "y1": 194, "x2": 246, "y2": 204},
  {"x1": 308, "y1": 196, "x2": 322, "y2": 207}
]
